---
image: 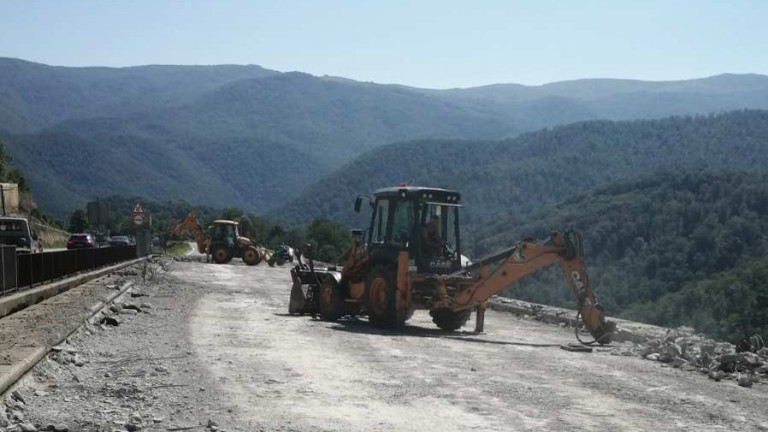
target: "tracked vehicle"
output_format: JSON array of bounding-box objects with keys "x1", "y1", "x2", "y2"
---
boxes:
[{"x1": 289, "y1": 186, "x2": 615, "y2": 343}]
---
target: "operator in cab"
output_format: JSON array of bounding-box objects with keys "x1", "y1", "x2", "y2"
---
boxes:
[{"x1": 423, "y1": 214, "x2": 441, "y2": 258}]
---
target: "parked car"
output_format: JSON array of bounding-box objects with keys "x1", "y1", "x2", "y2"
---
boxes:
[
  {"x1": 0, "y1": 216, "x2": 43, "y2": 253},
  {"x1": 67, "y1": 233, "x2": 99, "y2": 249},
  {"x1": 109, "y1": 236, "x2": 132, "y2": 247}
]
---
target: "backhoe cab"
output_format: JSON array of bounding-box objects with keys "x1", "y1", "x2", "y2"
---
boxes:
[
  {"x1": 289, "y1": 186, "x2": 615, "y2": 345},
  {"x1": 358, "y1": 186, "x2": 463, "y2": 275}
]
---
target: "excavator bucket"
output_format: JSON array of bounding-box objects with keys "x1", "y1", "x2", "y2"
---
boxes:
[{"x1": 573, "y1": 299, "x2": 617, "y2": 345}]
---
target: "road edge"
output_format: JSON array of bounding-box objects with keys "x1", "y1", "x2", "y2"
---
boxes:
[
  {"x1": 0, "y1": 263, "x2": 144, "y2": 397},
  {"x1": 488, "y1": 296, "x2": 664, "y2": 344}
]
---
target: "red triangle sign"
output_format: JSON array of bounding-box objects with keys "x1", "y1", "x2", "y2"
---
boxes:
[{"x1": 132, "y1": 201, "x2": 145, "y2": 215}]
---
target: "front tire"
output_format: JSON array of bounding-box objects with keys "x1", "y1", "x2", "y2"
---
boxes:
[
  {"x1": 242, "y1": 246, "x2": 261, "y2": 266},
  {"x1": 319, "y1": 277, "x2": 345, "y2": 321},
  {"x1": 212, "y1": 245, "x2": 233, "y2": 264},
  {"x1": 430, "y1": 308, "x2": 471, "y2": 331},
  {"x1": 365, "y1": 266, "x2": 407, "y2": 328}
]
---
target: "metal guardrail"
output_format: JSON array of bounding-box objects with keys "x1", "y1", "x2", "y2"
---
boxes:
[{"x1": 0, "y1": 245, "x2": 137, "y2": 297}]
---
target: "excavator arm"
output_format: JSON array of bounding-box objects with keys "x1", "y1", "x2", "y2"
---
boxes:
[
  {"x1": 170, "y1": 212, "x2": 209, "y2": 255},
  {"x1": 450, "y1": 230, "x2": 615, "y2": 344}
]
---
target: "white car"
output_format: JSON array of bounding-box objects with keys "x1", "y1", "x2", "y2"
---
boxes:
[{"x1": 0, "y1": 217, "x2": 43, "y2": 253}]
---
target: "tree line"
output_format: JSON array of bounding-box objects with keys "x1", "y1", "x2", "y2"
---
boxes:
[{"x1": 472, "y1": 171, "x2": 768, "y2": 343}]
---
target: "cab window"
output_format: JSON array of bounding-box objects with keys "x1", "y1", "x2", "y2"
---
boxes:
[
  {"x1": 418, "y1": 203, "x2": 460, "y2": 258},
  {"x1": 371, "y1": 199, "x2": 390, "y2": 243},
  {"x1": 391, "y1": 200, "x2": 415, "y2": 245}
]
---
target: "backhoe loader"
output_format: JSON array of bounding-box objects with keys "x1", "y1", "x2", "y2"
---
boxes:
[
  {"x1": 170, "y1": 212, "x2": 268, "y2": 265},
  {"x1": 289, "y1": 186, "x2": 615, "y2": 344}
]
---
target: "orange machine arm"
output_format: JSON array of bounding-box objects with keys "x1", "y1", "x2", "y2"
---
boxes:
[
  {"x1": 451, "y1": 230, "x2": 615, "y2": 344},
  {"x1": 170, "y1": 212, "x2": 209, "y2": 254}
]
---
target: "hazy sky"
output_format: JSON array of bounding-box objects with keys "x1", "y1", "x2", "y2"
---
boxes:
[{"x1": 2, "y1": 0, "x2": 767, "y2": 88}]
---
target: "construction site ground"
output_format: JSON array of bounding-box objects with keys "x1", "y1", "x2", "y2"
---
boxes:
[{"x1": 2, "y1": 260, "x2": 768, "y2": 432}]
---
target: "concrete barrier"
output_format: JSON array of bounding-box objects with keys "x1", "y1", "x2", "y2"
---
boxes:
[{"x1": 0, "y1": 256, "x2": 147, "y2": 319}]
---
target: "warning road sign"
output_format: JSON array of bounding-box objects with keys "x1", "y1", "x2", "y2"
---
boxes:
[{"x1": 132, "y1": 201, "x2": 145, "y2": 215}]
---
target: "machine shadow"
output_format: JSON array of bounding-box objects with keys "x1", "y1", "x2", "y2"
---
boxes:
[{"x1": 326, "y1": 317, "x2": 560, "y2": 348}]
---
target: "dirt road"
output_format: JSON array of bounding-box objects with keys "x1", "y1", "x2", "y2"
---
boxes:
[{"x1": 8, "y1": 260, "x2": 768, "y2": 431}]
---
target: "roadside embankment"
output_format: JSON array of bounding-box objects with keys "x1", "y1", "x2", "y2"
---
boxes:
[
  {"x1": 0, "y1": 259, "x2": 152, "y2": 398},
  {"x1": 489, "y1": 295, "x2": 768, "y2": 387},
  {"x1": 29, "y1": 220, "x2": 69, "y2": 250}
]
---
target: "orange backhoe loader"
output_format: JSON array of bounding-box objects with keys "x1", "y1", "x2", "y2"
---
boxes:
[
  {"x1": 289, "y1": 186, "x2": 615, "y2": 344},
  {"x1": 170, "y1": 212, "x2": 269, "y2": 265}
]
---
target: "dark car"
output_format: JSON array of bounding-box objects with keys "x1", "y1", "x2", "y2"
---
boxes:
[
  {"x1": 67, "y1": 233, "x2": 99, "y2": 249},
  {"x1": 109, "y1": 236, "x2": 132, "y2": 247}
]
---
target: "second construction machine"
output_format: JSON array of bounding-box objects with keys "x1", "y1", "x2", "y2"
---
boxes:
[
  {"x1": 289, "y1": 186, "x2": 615, "y2": 344},
  {"x1": 171, "y1": 212, "x2": 268, "y2": 265}
]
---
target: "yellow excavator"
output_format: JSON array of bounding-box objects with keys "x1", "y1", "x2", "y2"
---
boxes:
[
  {"x1": 170, "y1": 212, "x2": 269, "y2": 265},
  {"x1": 289, "y1": 186, "x2": 615, "y2": 344}
]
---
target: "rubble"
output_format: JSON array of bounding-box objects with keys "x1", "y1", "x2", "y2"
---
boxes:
[
  {"x1": 0, "y1": 258, "x2": 238, "y2": 431},
  {"x1": 630, "y1": 327, "x2": 767, "y2": 387},
  {"x1": 100, "y1": 316, "x2": 121, "y2": 327},
  {"x1": 0, "y1": 406, "x2": 10, "y2": 427},
  {"x1": 738, "y1": 375, "x2": 754, "y2": 388}
]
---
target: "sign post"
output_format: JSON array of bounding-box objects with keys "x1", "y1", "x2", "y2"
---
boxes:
[{"x1": 131, "y1": 201, "x2": 152, "y2": 257}]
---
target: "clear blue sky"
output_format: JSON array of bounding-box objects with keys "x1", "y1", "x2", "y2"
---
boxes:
[{"x1": 2, "y1": 0, "x2": 767, "y2": 88}]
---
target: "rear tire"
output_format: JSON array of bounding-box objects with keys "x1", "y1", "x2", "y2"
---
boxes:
[
  {"x1": 212, "y1": 245, "x2": 232, "y2": 264},
  {"x1": 319, "y1": 277, "x2": 345, "y2": 321},
  {"x1": 430, "y1": 308, "x2": 471, "y2": 331},
  {"x1": 365, "y1": 266, "x2": 406, "y2": 328},
  {"x1": 242, "y1": 246, "x2": 261, "y2": 266}
]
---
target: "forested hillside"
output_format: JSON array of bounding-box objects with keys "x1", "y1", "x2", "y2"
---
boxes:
[
  {"x1": 0, "y1": 138, "x2": 59, "y2": 227},
  {"x1": 7, "y1": 127, "x2": 326, "y2": 216},
  {"x1": 4, "y1": 57, "x2": 768, "y2": 217},
  {"x1": 278, "y1": 110, "x2": 768, "y2": 229},
  {"x1": 473, "y1": 171, "x2": 768, "y2": 342},
  {"x1": 274, "y1": 139, "x2": 499, "y2": 227},
  {"x1": 0, "y1": 57, "x2": 278, "y2": 133}
]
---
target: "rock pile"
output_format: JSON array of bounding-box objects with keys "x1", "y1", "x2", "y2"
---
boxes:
[
  {"x1": 172, "y1": 255, "x2": 207, "y2": 263},
  {"x1": 632, "y1": 329, "x2": 767, "y2": 387},
  {"x1": 1, "y1": 391, "x2": 70, "y2": 432}
]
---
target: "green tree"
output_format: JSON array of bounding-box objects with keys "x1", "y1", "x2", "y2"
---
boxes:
[
  {"x1": 306, "y1": 217, "x2": 350, "y2": 263},
  {"x1": 68, "y1": 209, "x2": 89, "y2": 233},
  {"x1": 238, "y1": 215, "x2": 254, "y2": 238}
]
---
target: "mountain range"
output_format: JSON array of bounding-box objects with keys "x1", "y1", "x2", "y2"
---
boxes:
[
  {"x1": 3, "y1": 57, "x2": 768, "y2": 217},
  {"x1": 275, "y1": 110, "x2": 768, "y2": 234}
]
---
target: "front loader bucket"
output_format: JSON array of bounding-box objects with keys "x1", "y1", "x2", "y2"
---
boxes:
[
  {"x1": 289, "y1": 278, "x2": 307, "y2": 314},
  {"x1": 288, "y1": 266, "x2": 322, "y2": 315}
]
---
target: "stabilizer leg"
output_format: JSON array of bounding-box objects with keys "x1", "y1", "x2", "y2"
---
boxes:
[{"x1": 474, "y1": 304, "x2": 486, "y2": 333}]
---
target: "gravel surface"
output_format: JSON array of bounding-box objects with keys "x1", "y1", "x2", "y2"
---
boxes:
[
  {"x1": 0, "y1": 268, "x2": 137, "y2": 371},
  {"x1": 2, "y1": 259, "x2": 768, "y2": 431}
]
